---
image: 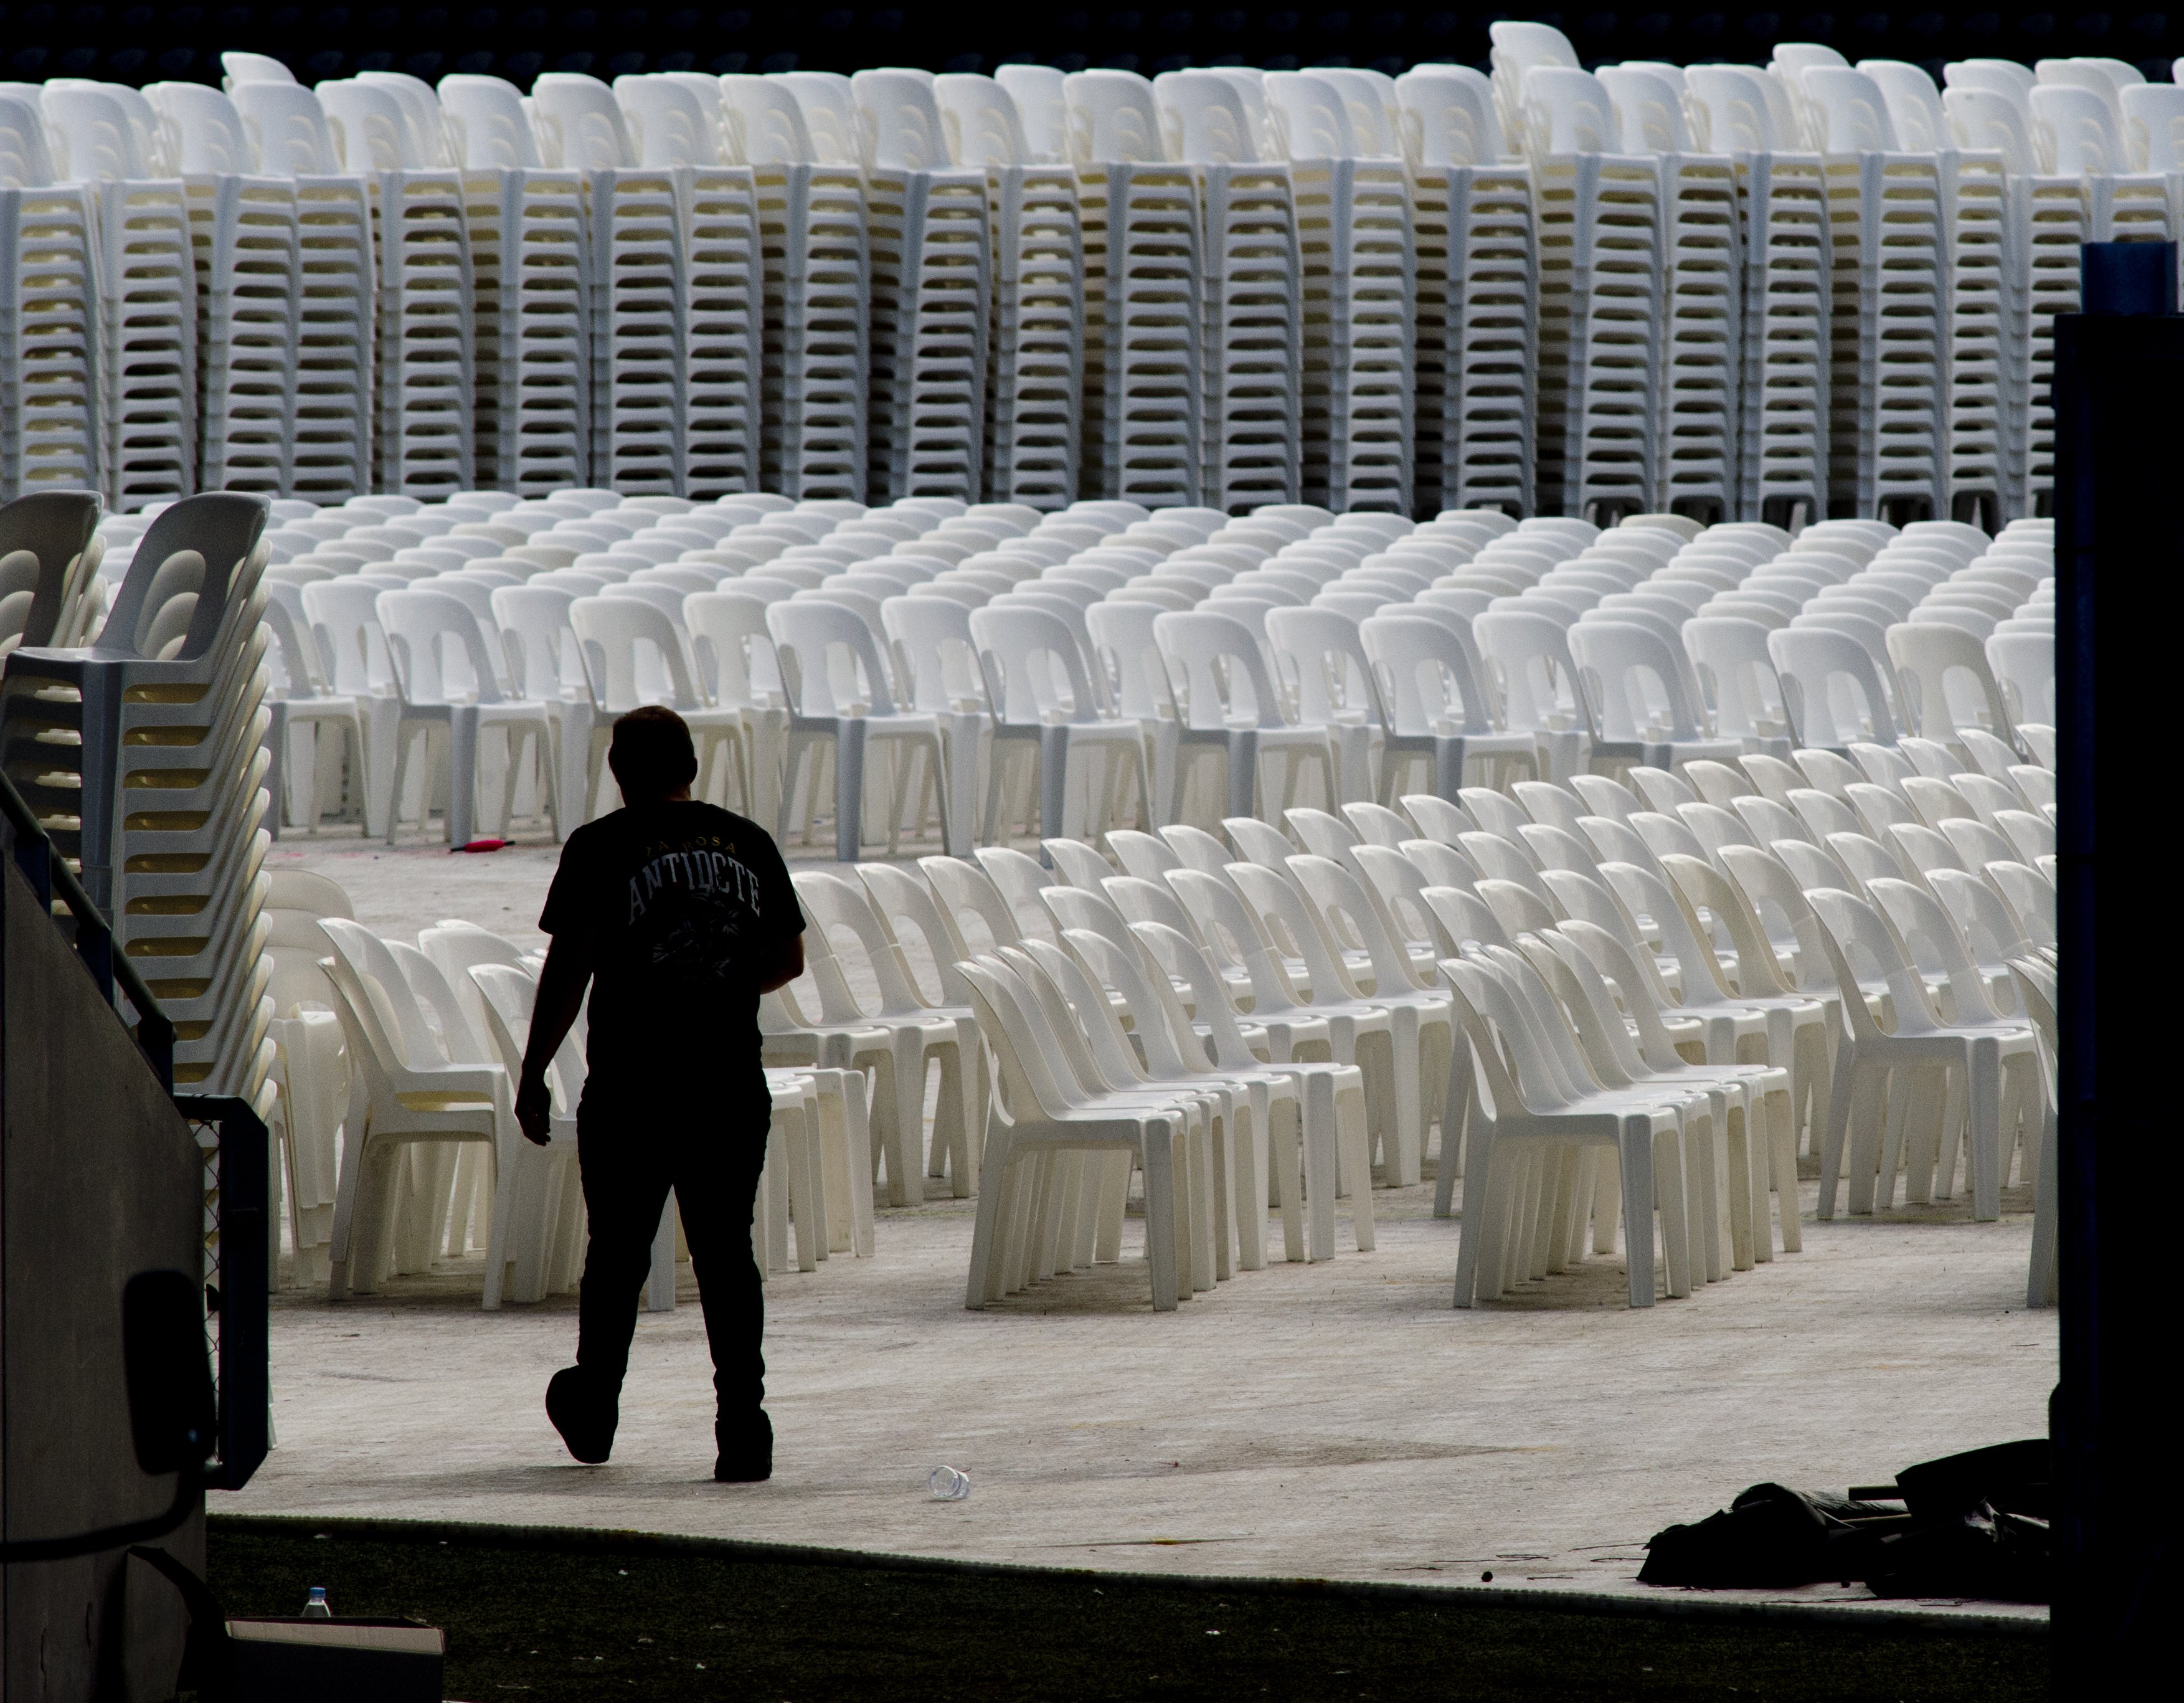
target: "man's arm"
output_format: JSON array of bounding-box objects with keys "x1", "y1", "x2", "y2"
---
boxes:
[
  {"x1": 757, "y1": 930, "x2": 805, "y2": 994},
  {"x1": 516, "y1": 928, "x2": 594, "y2": 1145}
]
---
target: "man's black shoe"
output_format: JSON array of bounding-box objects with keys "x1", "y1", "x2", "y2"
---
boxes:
[
  {"x1": 714, "y1": 1410, "x2": 773, "y2": 1482},
  {"x1": 546, "y1": 1366, "x2": 617, "y2": 1464}
]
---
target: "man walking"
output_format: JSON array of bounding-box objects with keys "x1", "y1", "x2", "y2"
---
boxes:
[{"x1": 516, "y1": 706, "x2": 805, "y2": 1482}]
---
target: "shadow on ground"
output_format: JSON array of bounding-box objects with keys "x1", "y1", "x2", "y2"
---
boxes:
[{"x1": 208, "y1": 1519, "x2": 2046, "y2": 1703}]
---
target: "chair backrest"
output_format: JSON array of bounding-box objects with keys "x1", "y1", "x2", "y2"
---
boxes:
[
  {"x1": 1065, "y1": 68, "x2": 1168, "y2": 164},
  {"x1": 616, "y1": 73, "x2": 718, "y2": 167},
  {"x1": 311, "y1": 78, "x2": 420, "y2": 171},
  {"x1": 1886, "y1": 621, "x2": 2014, "y2": 746},
  {"x1": 1861, "y1": 58, "x2": 1949, "y2": 151},
  {"x1": 968, "y1": 602, "x2": 1107, "y2": 726},
  {"x1": 569, "y1": 594, "x2": 701, "y2": 713},
  {"x1": 1768, "y1": 625, "x2": 1899, "y2": 750},
  {"x1": 719, "y1": 75, "x2": 818, "y2": 165},
  {"x1": 934, "y1": 72, "x2": 1030, "y2": 168},
  {"x1": 438, "y1": 74, "x2": 546, "y2": 169},
  {"x1": 2121, "y1": 82, "x2": 2184, "y2": 170},
  {"x1": 1984, "y1": 632, "x2": 2054, "y2": 727},
  {"x1": 994, "y1": 65, "x2": 1069, "y2": 163},
  {"x1": 2031, "y1": 83, "x2": 2125, "y2": 174},
  {"x1": 767, "y1": 599, "x2": 902, "y2": 718},
  {"x1": 354, "y1": 70, "x2": 450, "y2": 168},
  {"x1": 530, "y1": 72, "x2": 636, "y2": 169},
  {"x1": 1681, "y1": 616, "x2": 1785, "y2": 742},
  {"x1": 1472, "y1": 607, "x2": 1591, "y2": 739},
  {"x1": 1567, "y1": 620, "x2": 1710, "y2": 743},
  {"x1": 39, "y1": 85, "x2": 146, "y2": 180},
  {"x1": 856, "y1": 862, "x2": 975, "y2": 1005},
  {"x1": 1264, "y1": 70, "x2": 1356, "y2": 161},
  {"x1": 1152, "y1": 609, "x2": 1292, "y2": 731},
  {"x1": 1358, "y1": 612, "x2": 1499, "y2": 738},
  {"x1": 1597, "y1": 64, "x2": 1692, "y2": 154},
  {"x1": 144, "y1": 80, "x2": 260, "y2": 173},
  {"x1": 1521, "y1": 65, "x2": 1621, "y2": 156},
  {"x1": 1264, "y1": 606, "x2": 1384, "y2": 733},
  {"x1": 1800, "y1": 66, "x2": 1900, "y2": 151},
  {"x1": 851, "y1": 69, "x2": 956, "y2": 171},
  {"x1": 98, "y1": 492, "x2": 270, "y2": 663},
  {"x1": 1684, "y1": 65, "x2": 1777, "y2": 153},
  {"x1": 232, "y1": 79, "x2": 349, "y2": 178},
  {"x1": 0, "y1": 491, "x2": 102, "y2": 660},
  {"x1": 299, "y1": 577, "x2": 392, "y2": 693},
  {"x1": 1396, "y1": 64, "x2": 1505, "y2": 168},
  {"x1": 1155, "y1": 69, "x2": 1260, "y2": 165},
  {"x1": 685, "y1": 589, "x2": 781, "y2": 708},
  {"x1": 378, "y1": 589, "x2": 509, "y2": 707}
]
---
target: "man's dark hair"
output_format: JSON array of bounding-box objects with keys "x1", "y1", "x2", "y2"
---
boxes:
[{"x1": 608, "y1": 706, "x2": 699, "y2": 800}]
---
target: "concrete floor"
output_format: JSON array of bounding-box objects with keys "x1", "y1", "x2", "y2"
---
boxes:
[{"x1": 247, "y1": 824, "x2": 2054, "y2": 1623}]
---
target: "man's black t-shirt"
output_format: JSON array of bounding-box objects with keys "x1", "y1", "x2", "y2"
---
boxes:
[{"x1": 539, "y1": 801, "x2": 803, "y2": 1083}]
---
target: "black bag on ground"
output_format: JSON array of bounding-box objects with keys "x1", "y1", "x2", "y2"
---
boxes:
[
  {"x1": 1639, "y1": 1439, "x2": 2050, "y2": 1599},
  {"x1": 1637, "y1": 1483, "x2": 1909, "y2": 1588}
]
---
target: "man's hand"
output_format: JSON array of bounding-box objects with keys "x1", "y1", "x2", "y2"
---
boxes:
[
  {"x1": 516, "y1": 929, "x2": 593, "y2": 1146},
  {"x1": 517, "y1": 1066, "x2": 554, "y2": 1146}
]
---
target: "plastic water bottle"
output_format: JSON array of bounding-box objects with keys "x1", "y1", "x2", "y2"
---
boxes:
[
  {"x1": 929, "y1": 1465, "x2": 970, "y2": 1501},
  {"x1": 301, "y1": 1587, "x2": 331, "y2": 1620}
]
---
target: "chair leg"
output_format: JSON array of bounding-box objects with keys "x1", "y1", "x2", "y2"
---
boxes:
[
  {"x1": 1617, "y1": 1125, "x2": 1657, "y2": 1307},
  {"x1": 1969, "y1": 1036, "x2": 2003, "y2": 1221}
]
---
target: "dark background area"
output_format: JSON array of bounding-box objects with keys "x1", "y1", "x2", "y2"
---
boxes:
[
  {"x1": 207, "y1": 1517, "x2": 2049, "y2": 1703},
  {"x1": 3, "y1": 5, "x2": 2180, "y2": 92}
]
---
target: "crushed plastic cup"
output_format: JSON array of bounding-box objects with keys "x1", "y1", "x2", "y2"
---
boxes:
[{"x1": 929, "y1": 1465, "x2": 971, "y2": 1501}]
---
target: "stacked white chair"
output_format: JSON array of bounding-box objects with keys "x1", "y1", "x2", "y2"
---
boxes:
[
  {"x1": 719, "y1": 75, "x2": 870, "y2": 501},
  {"x1": 1264, "y1": 70, "x2": 1415, "y2": 515},
  {"x1": 1397, "y1": 64, "x2": 1538, "y2": 518},
  {"x1": 1786, "y1": 61, "x2": 1950, "y2": 523},
  {"x1": 316, "y1": 75, "x2": 478, "y2": 496},
  {"x1": 2, "y1": 492, "x2": 277, "y2": 1104},
  {"x1": 936, "y1": 72, "x2": 1085, "y2": 510},
  {"x1": 1066, "y1": 70, "x2": 1205, "y2": 509},
  {"x1": 0, "y1": 91, "x2": 105, "y2": 500},
  {"x1": 230, "y1": 78, "x2": 376, "y2": 503},
  {"x1": 1598, "y1": 64, "x2": 1743, "y2": 524},
  {"x1": 1861, "y1": 60, "x2": 2021, "y2": 532},
  {"x1": 849, "y1": 71, "x2": 993, "y2": 505},
  {"x1": 527, "y1": 74, "x2": 685, "y2": 496},
  {"x1": 1683, "y1": 65, "x2": 1832, "y2": 529},
  {"x1": 1938, "y1": 60, "x2": 2144, "y2": 514},
  {"x1": 438, "y1": 74, "x2": 590, "y2": 496},
  {"x1": 620, "y1": 74, "x2": 767, "y2": 498},
  {"x1": 1154, "y1": 69, "x2": 1303, "y2": 513},
  {"x1": 147, "y1": 81, "x2": 301, "y2": 498},
  {"x1": 38, "y1": 83, "x2": 197, "y2": 511},
  {"x1": 1511, "y1": 64, "x2": 1665, "y2": 521}
]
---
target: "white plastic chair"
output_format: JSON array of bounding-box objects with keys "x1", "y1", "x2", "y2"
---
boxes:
[
  {"x1": 767, "y1": 597, "x2": 948, "y2": 861},
  {"x1": 970, "y1": 601, "x2": 1151, "y2": 854},
  {"x1": 377, "y1": 587, "x2": 557, "y2": 846},
  {"x1": 1153, "y1": 607, "x2": 1335, "y2": 825}
]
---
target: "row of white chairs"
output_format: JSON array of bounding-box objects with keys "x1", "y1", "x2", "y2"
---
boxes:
[
  {"x1": 232, "y1": 481, "x2": 2060, "y2": 869},
  {"x1": 258, "y1": 870, "x2": 875, "y2": 1303},
  {"x1": 945, "y1": 735, "x2": 2053, "y2": 1308},
  {"x1": 250, "y1": 732, "x2": 2058, "y2": 1316},
  {"x1": 8, "y1": 34, "x2": 2168, "y2": 521}
]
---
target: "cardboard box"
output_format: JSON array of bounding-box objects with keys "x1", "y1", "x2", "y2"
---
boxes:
[{"x1": 227, "y1": 1616, "x2": 445, "y2": 1702}]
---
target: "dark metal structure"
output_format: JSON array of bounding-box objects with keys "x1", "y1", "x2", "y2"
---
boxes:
[{"x1": 2051, "y1": 243, "x2": 2174, "y2": 1694}]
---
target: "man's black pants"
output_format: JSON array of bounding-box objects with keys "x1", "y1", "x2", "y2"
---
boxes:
[{"x1": 573, "y1": 1083, "x2": 770, "y2": 1420}]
